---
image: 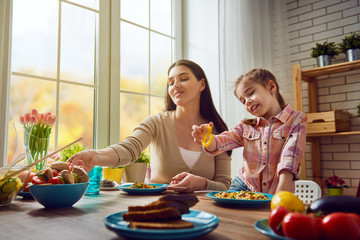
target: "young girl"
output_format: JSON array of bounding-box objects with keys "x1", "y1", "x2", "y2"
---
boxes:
[{"x1": 192, "y1": 68, "x2": 307, "y2": 194}]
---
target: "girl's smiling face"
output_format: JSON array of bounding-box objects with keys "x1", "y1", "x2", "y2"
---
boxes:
[{"x1": 235, "y1": 80, "x2": 280, "y2": 119}]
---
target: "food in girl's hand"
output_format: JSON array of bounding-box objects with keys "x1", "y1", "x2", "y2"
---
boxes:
[
  {"x1": 214, "y1": 190, "x2": 269, "y2": 200},
  {"x1": 122, "y1": 195, "x2": 199, "y2": 229},
  {"x1": 128, "y1": 182, "x2": 157, "y2": 189}
]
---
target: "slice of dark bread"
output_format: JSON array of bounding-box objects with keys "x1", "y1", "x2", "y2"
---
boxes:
[
  {"x1": 122, "y1": 207, "x2": 181, "y2": 221},
  {"x1": 159, "y1": 194, "x2": 199, "y2": 207},
  {"x1": 128, "y1": 200, "x2": 190, "y2": 214},
  {"x1": 129, "y1": 219, "x2": 194, "y2": 229}
]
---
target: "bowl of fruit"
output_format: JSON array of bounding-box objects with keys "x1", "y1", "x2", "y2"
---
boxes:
[
  {"x1": 28, "y1": 162, "x2": 89, "y2": 208},
  {"x1": 0, "y1": 167, "x2": 30, "y2": 206}
]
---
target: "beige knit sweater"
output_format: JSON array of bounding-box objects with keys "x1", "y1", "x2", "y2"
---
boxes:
[{"x1": 110, "y1": 111, "x2": 232, "y2": 191}]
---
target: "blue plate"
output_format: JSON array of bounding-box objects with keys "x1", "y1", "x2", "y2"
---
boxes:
[
  {"x1": 104, "y1": 210, "x2": 219, "y2": 239},
  {"x1": 254, "y1": 218, "x2": 291, "y2": 240},
  {"x1": 117, "y1": 183, "x2": 167, "y2": 194},
  {"x1": 205, "y1": 191, "x2": 273, "y2": 207}
]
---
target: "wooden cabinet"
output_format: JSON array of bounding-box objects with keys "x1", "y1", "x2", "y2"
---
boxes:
[{"x1": 292, "y1": 60, "x2": 360, "y2": 186}]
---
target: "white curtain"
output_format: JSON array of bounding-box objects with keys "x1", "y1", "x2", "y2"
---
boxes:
[
  {"x1": 0, "y1": 0, "x2": 12, "y2": 165},
  {"x1": 218, "y1": 0, "x2": 289, "y2": 177}
]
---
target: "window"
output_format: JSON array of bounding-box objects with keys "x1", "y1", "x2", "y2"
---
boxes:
[
  {"x1": 118, "y1": 0, "x2": 174, "y2": 141},
  {"x1": 3, "y1": 0, "x2": 180, "y2": 165}
]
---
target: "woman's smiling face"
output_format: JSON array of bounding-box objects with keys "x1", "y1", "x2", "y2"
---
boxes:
[{"x1": 168, "y1": 65, "x2": 205, "y2": 107}]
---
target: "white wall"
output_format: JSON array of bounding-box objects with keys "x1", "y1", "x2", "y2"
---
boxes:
[
  {"x1": 182, "y1": 0, "x2": 221, "y2": 111},
  {"x1": 182, "y1": 0, "x2": 242, "y2": 178}
]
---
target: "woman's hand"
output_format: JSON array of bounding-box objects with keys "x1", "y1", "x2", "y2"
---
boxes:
[
  {"x1": 67, "y1": 149, "x2": 98, "y2": 173},
  {"x1": 169, "y1": 172, "x2": 207, "y2": 193},
  {"x1": 67, "y1": 147, "x2": 119, "y2": 173}
]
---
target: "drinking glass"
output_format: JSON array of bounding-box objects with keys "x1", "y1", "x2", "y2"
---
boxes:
[{"x1": 85, "y1": 166, "x2": 102, "y2": 195}]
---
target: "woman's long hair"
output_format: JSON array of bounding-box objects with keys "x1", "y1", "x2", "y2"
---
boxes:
[{"x1": 165, "y1": 59, "x2": 231, "y2": 156}]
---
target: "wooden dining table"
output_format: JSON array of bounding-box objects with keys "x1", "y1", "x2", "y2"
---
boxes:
[{"x1": 0, "y1": 190, "x2": 271, "y2": 240}]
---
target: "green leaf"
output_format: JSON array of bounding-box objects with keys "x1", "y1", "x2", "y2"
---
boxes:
[{"x1": 60, "y1": 143, "x2": 85, "y2": 161}]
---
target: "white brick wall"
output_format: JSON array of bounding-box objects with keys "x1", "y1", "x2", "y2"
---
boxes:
[{"x1": 278, "y1": 0, "x2": 360, "y2": 196}]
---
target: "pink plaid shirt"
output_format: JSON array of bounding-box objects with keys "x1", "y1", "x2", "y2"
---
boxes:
[{"x1": 207, "y1": 105, "x2": 307, "y2": 194}]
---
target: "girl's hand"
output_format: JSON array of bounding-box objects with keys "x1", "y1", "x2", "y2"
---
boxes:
[
  {"x1": 192, "y1": 122, "x2": 213, "y2": 145},
  {"x1": 169, "y1": 172, "x2": 207, "y2": 193}
]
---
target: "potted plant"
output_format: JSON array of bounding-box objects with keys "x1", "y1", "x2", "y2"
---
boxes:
[
  {"x1": 60, "y1": 143, "x2": 85, "y2": 161},
  {"x1": 338, "y1": 32, "x2": 360, "y2": 62},
  {"x1": 102, "y1": 167, "x2": 124, "y2": 183},
  {"x1": 324, "y1": 175, "x2": 349, "y2": 196},
  {"x1": 124, "y1": 151, "x2": 150, "y2": 183},
  {"x1": 311, "y1": 41, "x2": 340, "y2": 67}
]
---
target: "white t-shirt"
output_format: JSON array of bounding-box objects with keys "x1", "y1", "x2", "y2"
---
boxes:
[{"x1": 179, "y1": 147, "x2": 201, "y2": 169}]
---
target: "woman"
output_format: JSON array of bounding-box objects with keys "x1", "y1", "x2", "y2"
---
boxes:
[{"x1": 68, "y1": 59, "x2": 232, "y2": 192}]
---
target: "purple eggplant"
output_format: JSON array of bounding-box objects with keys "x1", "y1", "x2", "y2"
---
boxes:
[{"x1": 307, "y1": 195, "x2": 360, "y2": 215}]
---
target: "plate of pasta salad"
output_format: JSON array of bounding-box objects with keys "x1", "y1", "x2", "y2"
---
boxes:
[{"x1": 205, "y1": 190, "x2": 273, "y2": 207}]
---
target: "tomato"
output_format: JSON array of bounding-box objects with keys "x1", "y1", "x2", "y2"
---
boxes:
[
  {"x1": 282, "y1": 212, "x2": 321, "y2": 240},
  {"x1": 48, "y1": 176, "x2": 64, "y2": 185},
  {"x1": 307, "y1": 213, "x2": 324, "y2": 239},
  {"x1": 32, "y1": 176, "x2": 47, "y2": 185},
  {"x1": 322, "y1": 212, "x2": 360, "y2": 240},
  {"x1": 52, "y1": 169, "x2": 59, "y2": 177},
  {"x1": 347, "y1": 213, "x2": 360, "y2": 228},
  {"x1": 22, "y1": 172, "x2": 35, "y2": 192},
  {"x1": 269, "y1": 206, "x2": 288, "y2": 236}
]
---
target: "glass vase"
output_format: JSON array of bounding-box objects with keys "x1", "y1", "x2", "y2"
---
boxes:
[{"x1": 23, "y1": 127, "x2": 50, "y2": 172}]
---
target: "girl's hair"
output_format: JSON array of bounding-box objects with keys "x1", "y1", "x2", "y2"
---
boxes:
[
  {"x1": 234, "y1": 68, "x2": 286, "y2": 126},
  {"x1": 165, "y1": 59, "x2": 231, "y2": 156}
]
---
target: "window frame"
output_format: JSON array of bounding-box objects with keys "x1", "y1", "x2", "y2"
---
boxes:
[
  {"x1": 107, "y1": 0, "x2": 182, "y2": 145},
  {"x1": 0, "y1": 0, "x2": 182, "y2": 166}
]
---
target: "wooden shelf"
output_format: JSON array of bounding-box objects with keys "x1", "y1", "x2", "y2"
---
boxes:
[
  {"x1": 307, "y1": 131, "x2": 360, "y2": 138},
  {"x1": 301, "y1": 60, "x2": 360, "y2": 81},
  {"x1": 292, "y1": 60, "x2": 360, "y2": 185}
]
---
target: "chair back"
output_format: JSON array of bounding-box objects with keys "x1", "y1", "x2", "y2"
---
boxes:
[{"x1": 294, "y1": 180, "x2": 321, "y2": 204}]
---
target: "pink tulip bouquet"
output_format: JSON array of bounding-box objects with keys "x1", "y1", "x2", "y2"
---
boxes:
[{"x1": 20, "y1": 109, "x2": 56, "y2": 171}]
